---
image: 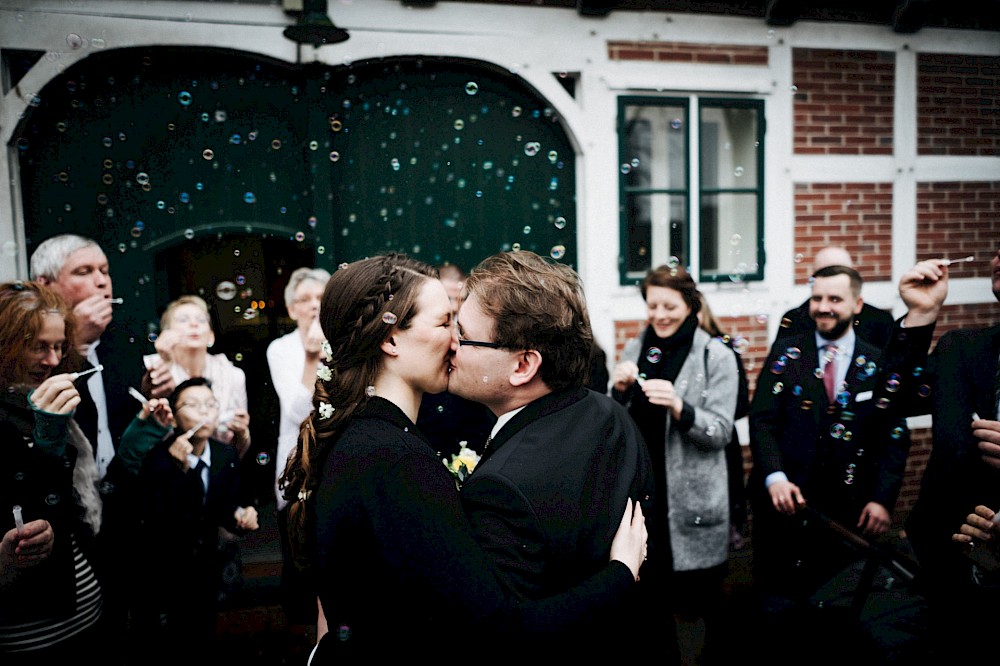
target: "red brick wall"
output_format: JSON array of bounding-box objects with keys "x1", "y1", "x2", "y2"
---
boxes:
[
  {"x1": 916, "y1": 181, "x2": 1000, "y2": 280},
  {"x1": 607, "y1": 41, "x2": 768, "y2": 65},
  {"x1": 792, "y1": 48, "x2": 895, "y2": 156},
  {"x1": 918, "y1": 53, "x2": 1000, "y2": 156},
  {"x1": 895, "y1": 427, "x2": 932, "y2": 522},
  {"x1": 793, "y1": 182, "x2": 894, "y2": 283}
]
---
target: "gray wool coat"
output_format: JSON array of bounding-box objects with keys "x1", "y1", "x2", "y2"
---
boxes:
[{"x1": 618, "y1": 326, "x2": 739, "y2": 571}]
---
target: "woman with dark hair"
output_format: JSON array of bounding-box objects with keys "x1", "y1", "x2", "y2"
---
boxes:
[
  {"x1": 0, "y1": 281, "x2": 103, "y2": 658},
  {"x1": 611, "y1": 265, "x2": 739, "y2": 663},
  {"x1": 279, "y1": 253, "x2": 646, "y2": 660}
]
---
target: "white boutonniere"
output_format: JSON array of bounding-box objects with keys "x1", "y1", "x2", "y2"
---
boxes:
[{"x1": 444, "y1": 442, "x2": 481, "y2": 489}]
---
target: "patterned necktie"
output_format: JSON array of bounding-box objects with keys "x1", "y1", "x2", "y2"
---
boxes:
[{"x1": 823, "y1": 345, "x2": 838, "y2": 403}]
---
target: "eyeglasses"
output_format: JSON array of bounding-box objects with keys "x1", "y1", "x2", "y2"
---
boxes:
[
  {"x1": 177, "y1": 400, "x2": 220, "y2": 412},
  {"x1": 28, "y1": 342, "x2": 66, "y2": 359},
  {"x1": 458, "y1": 338, "x2": 505, "y2": 349}
]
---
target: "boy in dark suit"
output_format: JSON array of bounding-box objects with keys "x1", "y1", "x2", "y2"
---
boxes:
[{"x1": 133, "y1": 377, "x2": 258, "y2": 662}]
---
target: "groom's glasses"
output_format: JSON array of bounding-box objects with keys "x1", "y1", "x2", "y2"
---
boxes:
[
  {"x1": 456, "y1": 328, "x2": 505, "y2": 349},
  {"x1": 458, "y1": 337, "x2": 504, "y2": 349}
]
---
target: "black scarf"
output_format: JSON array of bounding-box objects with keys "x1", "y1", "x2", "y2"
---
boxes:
[
  {"x1": 628, "y1": 313, "x2": 699, "y2": 450},
  {"x1": 636, "y1": 314, "x2": 699, "y2": 384}
]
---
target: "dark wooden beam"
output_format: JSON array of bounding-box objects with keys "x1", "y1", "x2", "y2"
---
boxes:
[
  {"x1": 892, "y1": 0, "x2": 931, "y2": 33},
  {"x1": 765, "y1": 0, "x2": 800, "y2": 26}
]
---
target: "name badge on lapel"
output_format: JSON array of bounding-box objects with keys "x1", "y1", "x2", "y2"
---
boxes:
[{"x1": 855, "y1": 390, "x2": 874, "y2": 403}]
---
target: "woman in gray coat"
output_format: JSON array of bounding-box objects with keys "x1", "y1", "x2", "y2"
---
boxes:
[{"x1": 612, "y1": 265, "x2": 738, "y2": 663}]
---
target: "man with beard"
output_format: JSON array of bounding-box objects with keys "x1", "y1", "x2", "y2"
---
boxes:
[
  {"x1": 771, "y1": 246, "x2": 895, "y2": 352},
  {"x1": 747, "y1": 262, "x2": 944, "y2": 654}
]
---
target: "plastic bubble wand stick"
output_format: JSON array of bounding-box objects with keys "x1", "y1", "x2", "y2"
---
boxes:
[
  {"x1": 128, "y1": 386, "x2": 149, "y2": 406},
  {"x1": 13, "y1": 505, "x2": 24, "y2": 538},
  {"x1": 183, "y1": 418, "x2": 210, "y2": 439},
  {"x1": 70, "y1": 364, "x2": 103, "y2": 381},
  {"x1": 941, "y1": 255, "x2": 975, "y2": 266}
]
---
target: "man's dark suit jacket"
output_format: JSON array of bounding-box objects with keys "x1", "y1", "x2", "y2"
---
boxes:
[
  {"x1": 73, "y1": 319, "x2": 145, "y2": 458},
  {"x1": 460, "y1": 387, "x2": 653, "y2": 649},
  {"x1": 774, "y1": 300, "x2": 895, "y2": 352},
  {"x1": 906, "y1": 325, "x2": 1000, "y2": 594},
  {"x1": 136, "y1": 437, "x2": 248, "y2": 635},
  {"x1": 749, "y1": 322, "x2": 934, "y2": 597}
]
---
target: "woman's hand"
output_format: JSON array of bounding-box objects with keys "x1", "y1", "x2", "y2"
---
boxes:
[
  {"x1": 29, "y1": 374, "x2": 80, "y2": 415},
  {"x1": 303, "y1": 317, "x2": 326, "y2": 357},
  {"x1": 227, "y1": 409, "x2": 251, "y2": 442},
  {"x1": 609, "y1": 498, "x2": 647, "y2": 581},
  {"x1": 153, "y1": 328, "x2": 181, "y2": 363},
  {"x1": 640, "y1": 378, "x2": 682, "y2": 417},
  {"x1": 1, "y1": 519, "x2": 55, "y2": 581},
  {"x1": 611, "y1": 361, "x2": 640, "y2": 393}
]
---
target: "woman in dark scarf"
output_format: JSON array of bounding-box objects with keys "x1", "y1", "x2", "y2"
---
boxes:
[{"x1": 612, "y1": 265, "x2": 739, "y2": 664}]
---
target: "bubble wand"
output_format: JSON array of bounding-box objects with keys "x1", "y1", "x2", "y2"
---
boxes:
[
  {"x1": 70, "y1": 364, "x2": 103, "y2": 381},
  {"x1": 12, "y1": 505, "x2": 24, "y2": 539},
  {"x1": 182, "y1": 418, "x2": 210, "y2": 439}
]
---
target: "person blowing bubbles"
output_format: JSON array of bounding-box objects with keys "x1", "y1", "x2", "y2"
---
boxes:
[{"x1": 132, "y1": 377, "x2": 257, "y2": 661}]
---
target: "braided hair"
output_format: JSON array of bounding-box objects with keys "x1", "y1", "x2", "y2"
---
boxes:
[{"x1": 279, "y1": 253, "x2": 438, "y2": 569}]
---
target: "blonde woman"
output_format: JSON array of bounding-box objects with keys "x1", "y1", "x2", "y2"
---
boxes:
[{"x1": 143, "y1": 295, "x2": 250, "y2": 457}]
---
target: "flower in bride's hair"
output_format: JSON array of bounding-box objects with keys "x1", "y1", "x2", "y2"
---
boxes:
[
  {"x1": 316, "y1": 363, "x2": 332, "y2": 382},
  {"x1": 318, "y1": 402, "x2": 335, "y2": 420},
  {"x1": 321, "y1": 340, "x2": 333, "y2": 362}
]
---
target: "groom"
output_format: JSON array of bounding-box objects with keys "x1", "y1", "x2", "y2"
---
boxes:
[{"x1": 448, "y1": 250, "x2": 653, "y2": 653}]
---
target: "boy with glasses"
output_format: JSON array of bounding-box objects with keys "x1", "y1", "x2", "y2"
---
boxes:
[{"x1": 131, "y1": 377, "x2": 258, "y2": 663}]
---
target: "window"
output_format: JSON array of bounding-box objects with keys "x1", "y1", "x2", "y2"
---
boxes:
[{"x1": 619, "y1": 96, "x2": 764, "y2": 284}]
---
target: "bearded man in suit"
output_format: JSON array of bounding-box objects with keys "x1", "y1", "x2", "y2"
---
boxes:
[{"x1": 747, "y1": 260, "x2": 946, "y2": 649}]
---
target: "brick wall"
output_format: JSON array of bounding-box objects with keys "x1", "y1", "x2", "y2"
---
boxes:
[
  {"x1": 607, "y1": 41, "x2": 768, "y2": 65},
  {"x1": 918, "y1": 53, "x2": 1000, "y2": 156},
  {"x1": 916, "y1": 181, "x2": 1000, "y2": 280},
  {"x1": 793, "y1": 182, "x2": 894, "y2": 283},
  {"x1": 792, "y1": 48, "x2": 895, "y2": 156}
]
